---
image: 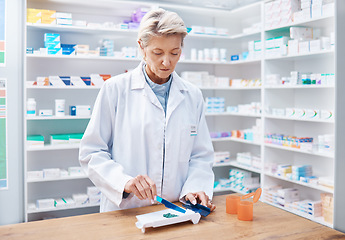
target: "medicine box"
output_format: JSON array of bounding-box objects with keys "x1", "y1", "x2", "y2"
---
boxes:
[
  {"x1": 37, "y1": 198, "x2": 55, "y2": 209},
  {"x1": 43, "y1": 168, "x2": 60, "y2": 178},
  {"x1": 56, "y1": 12, "x2": 72, "y2": 19},
  {"x1": 68, "y1": 133, "x2": 84, "y2": 143},
  {"x1": 310, "y1": 39, "x2": 321, "y2": 52},
  {"x1": 290, "y1": 27, "x2": 313, "y2": 40},
  {"x1": 87, "y1": 186, "x2": 101, "y2": 196},
  {"x1": 51, "y1": 134, "x2": 70, "y2": 144},
  {"x1": 298, "y1": 41, "x2": 310, "y2": 54},
  {"x1": 231, "y1": 55, "x2": 239, "y2": 61},
  {"x1": 70, "y1": 76, "x2": 87, "y2": 86},
  {"x1": 27, "y1": 135, "x2": 44, "y2": 147},
  {"x1": 72, "y1": 194, "x2": 89, "y2": 205},
  {"x1": 27, "y1": 171, "x2": 44, "y2": 180},
  {"x1": 68, "y1": 166, "x2": 84, "y2": 176},
  {"x1": 39, "y1": 109, "x2": 53, "y2": 116},
  {"x1": 70, "y1": 105, "x2": 91, "y2": 116}
]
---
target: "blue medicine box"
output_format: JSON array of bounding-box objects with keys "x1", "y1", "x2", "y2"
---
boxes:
[
  {"x1": 231, "y1": 55, "x2": 239, "y2": 61},
  {"x1": 47, "y1": 48, "x2": 62, "y2": 55},
  {"x1": 81, "y1": 77, "x2": 91, "y2": 85},
  {"x1": 70, "y1": 106, "x2": 76, "y2": 116},
  {"x1": 60, "y1": 76, "x2": 71, "y2": 85},
  {"x1": 44, "y1": 33, "x2": 60, "y2": 42}
]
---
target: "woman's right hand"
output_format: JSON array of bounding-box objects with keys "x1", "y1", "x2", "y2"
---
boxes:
[{"x1": 124, "y1": 175, "x2": 157, "y2": 202}]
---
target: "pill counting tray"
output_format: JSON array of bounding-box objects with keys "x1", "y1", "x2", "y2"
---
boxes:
[{"x1": 135, "y1": 209, "x2": 201, "y2": 233}]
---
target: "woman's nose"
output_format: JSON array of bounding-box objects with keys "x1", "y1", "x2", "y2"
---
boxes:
[{"x1": 162, "y1": 56, "x2": 170, "y2": 67}]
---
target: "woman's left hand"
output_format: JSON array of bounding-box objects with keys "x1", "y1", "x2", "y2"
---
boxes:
[{"x1": 185, "y1": 192, "x2": 216, "y2": 211}]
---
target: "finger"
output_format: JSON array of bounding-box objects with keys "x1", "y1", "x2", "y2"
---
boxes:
[
  {"x1": 139, "y1": 176, "x2": 153, "y2": 200},
  {"x1": 210, "y1": 203, "x2": 216, "y2": 212},
  {"x1": 185, "y1": 193, "x2": 197, "y2": 205},
  {"x1": 144, "y1": 176, "x2": 157, "y2": 200},
  {"x1": 135, "y1": 176, "x2": 149, "y2": 200},
  {"x1": 207, "y1": 200, "x2": 216, "y2": 211},
  {"x1": 130, "y1": 180, "x2": 144, "y2": 200},
  {"x1": 196, "y1": 192, "x2": 208, "y2": 206}
]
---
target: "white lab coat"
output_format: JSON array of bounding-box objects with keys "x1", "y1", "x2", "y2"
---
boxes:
[{"x1": 79, "y1": 61, "x2": 214, "y2": 212}]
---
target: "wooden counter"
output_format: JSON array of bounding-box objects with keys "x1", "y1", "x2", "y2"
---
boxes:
[{"x1": 1, "y1": 195, "x2": 344, "y2": 240}]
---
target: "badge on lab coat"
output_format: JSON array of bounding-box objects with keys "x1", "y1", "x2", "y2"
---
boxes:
[{"x1": 191, "y1": 125, "x2": 197, "y2": 136}]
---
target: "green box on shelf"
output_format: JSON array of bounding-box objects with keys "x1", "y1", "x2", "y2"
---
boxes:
[
  {"x1": 27, "y1": 135, "x2": 45, "y2": 147},
  {"x1": 50, "y1": 134, "x2": 70, "y2": 145}
]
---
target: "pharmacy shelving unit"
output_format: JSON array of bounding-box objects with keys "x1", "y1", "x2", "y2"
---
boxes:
[
  {"x1": 23, "y1": 0, "x2": 340, "y2": 229},
  {"x1": 24, "y1": 0, "x2": 263, "y2": 221},
  {"x1": 261, "y1": 4, "x2": 335, "y2": 229}
]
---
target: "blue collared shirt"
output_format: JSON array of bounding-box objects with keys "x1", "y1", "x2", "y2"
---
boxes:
[{"x1": 142, "y1": 64, "x2": 172, "y2": 115}]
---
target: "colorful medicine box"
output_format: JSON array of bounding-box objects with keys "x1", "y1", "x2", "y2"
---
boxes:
[{"x1": 44, "y1": 33, "x2": 60, "y2": 42}]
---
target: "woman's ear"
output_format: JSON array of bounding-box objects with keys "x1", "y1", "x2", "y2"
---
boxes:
[{"x1": 138, "y1": 40, "x2": 146, "y2": 61}]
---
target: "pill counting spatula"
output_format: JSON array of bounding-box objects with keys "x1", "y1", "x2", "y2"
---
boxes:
[{"x1": 155, "y1": 196, "x2": 186, "y2": 214}]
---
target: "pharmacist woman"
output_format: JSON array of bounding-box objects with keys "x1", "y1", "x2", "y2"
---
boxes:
[{"x1": 79, "y1": 8, "x2": 216, "y2": 212}]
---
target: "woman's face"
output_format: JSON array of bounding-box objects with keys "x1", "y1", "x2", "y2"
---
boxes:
[{"x1": 140, "y1": 35, "x2": 182, "y2": 84}]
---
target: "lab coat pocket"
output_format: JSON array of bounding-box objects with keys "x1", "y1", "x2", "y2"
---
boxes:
[{"x1": 179, "y1": 125, "x2": 196, "y2": 162}]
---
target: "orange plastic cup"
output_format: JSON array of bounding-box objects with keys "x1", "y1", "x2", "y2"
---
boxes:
[
  {"x1": 237, "y1": 201, "x2": 253, "y2": 221},
  {"x1": 226, "y1": 195, "x2": 240, "y2": 214}
]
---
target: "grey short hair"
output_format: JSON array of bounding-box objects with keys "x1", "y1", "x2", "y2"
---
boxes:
[{"x1": 138, "y1": 8, "x2": 188, "y2": 47}]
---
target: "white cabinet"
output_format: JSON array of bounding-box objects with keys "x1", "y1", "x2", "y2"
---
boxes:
[{"x1": 24, "y1": 0, "x2": 337, "y2": 228}]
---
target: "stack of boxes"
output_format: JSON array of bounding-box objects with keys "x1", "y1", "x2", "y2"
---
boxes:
[
  {"x1": 264, "y1": 0, "x2": 300, "y2": 29},
  {"x1": 291, "y1": 165, "x2": 313, "y2": 181},
  {"x1": 229, "y1": 169, "x2": 260, "y2": 193},
  {"x1": 265, "y1": 36, "x2": 289, "y2": 58},
  {"x1": 44, "y1": 33, "x2": 62, "y2": 55},
  {"x1": 276, "y1": 188, "x2": 300, "y2": 207},
  {"x1": 214, "y1": 151, "x2": 230, "y2": 164},
  {"x1": 27, "y1": 8, "x2": 56, "y2": 25},
  {"x1": 50, "y1": 133, "x2": 84, "y2": 145},
  {"x1": 87, "y1": 186, "x2": 101, "y2": 205},
  {"x1": 247, "y1": 40, "x2": 262, "y2": 60},
  {"x1": 205, "y1": 97, "x2": 225, "y2": 113},
  {"x1": 56, "y1": 12, "x2": 72, "y2": 26},
  {"x1": 100, "y1": 40, "x2": 114, "y2": 57},
  {"x1": 294, "y1": 0, "x2": 334, "y2": 22},
  {"x1": 276, "y1": 164, "x2": 292, "y2": 177},
  {"x1": 27, "y1": 135, "x2": 44, "y2": 147},
  {"x1": 321, "y1": 193, "x2": 334, "y2": 223},
  {"x1": 285, "y1": 199, "x2": 322, "y2": 217}
]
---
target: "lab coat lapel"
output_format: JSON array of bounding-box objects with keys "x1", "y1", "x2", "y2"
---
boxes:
[
  {"x1": 131, "y1": 62, "x2": 163, "y2": 110},
  {"x1": 166, "y1": 72, "x2": 187, "y2": 123}
]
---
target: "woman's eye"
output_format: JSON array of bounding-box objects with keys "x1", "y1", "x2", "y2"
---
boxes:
[
  {"x1": 154, "y1": 52, "x2": 162, "y2": 55},
  {"x1": 171, "y1": 53, "x2": 178, "y2": 56}
]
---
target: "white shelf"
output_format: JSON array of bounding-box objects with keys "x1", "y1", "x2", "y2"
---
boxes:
[
  {"x1": 26, "y1": 54, "x2": 262, "y2": 65},
  {"x1": 265, "y1": 15, "x2": 334, "y2": 31},
  {"x1": 26, "y1": 116, "x2": 91, "y2": 120},
  {"x1": 27, "y1": 175, "x2": 88, "y2": 183},
  {"x1": 27, "y1": 86, "x2": 101, "y2": 90},
  {"x1": 265, "y1": 85, "x2": 334, "y2": 89},
  {"x1": 265, "y1": 49, "x2": 334, "y2": 61},
  {"x1": 265, "y1": 172, "x2": 334, "y2": 194},
  {"x1": 229, "y1": 59, "x2": 261, "y2": 65},
  {"x1": 27, "y1": 202, "x2": 100, "y2": 214},
  {"x1": 26, "y1": 54, "x2": 141, "y2": 61},
  {"x1": 264, "y1": 201, "x2": 333, "y2": 228},
  {"x1": 200, "y1": 86, "x2": 261, "y2": 90},
  {"x1": 264, "y1": 143, "x2": 334, "y2": 158},
  {"x1": 228, "y1": 161, "x2": 261, "y2": 174},
  {"x1": 212, "y1": 137, "x2": 261, "y2": 146},
  {"x1": 27, "y1": 144, "x2": 80, "y2": 152},
  {"x1": 27, "y1": 24, "x2": 261, "y2": 41},
  {"x1": 206, "y1": 112, "x2": 261, "y2": 117},
  {"x1": 26, "y1": 23, "x2": 138, "y2": 35},
  {"x1": 264, "y1": 115, "x2": 334, "y2": 123}
]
